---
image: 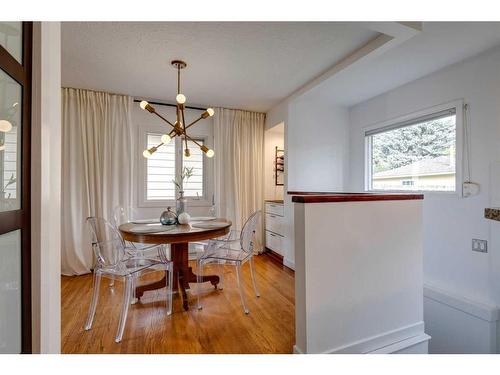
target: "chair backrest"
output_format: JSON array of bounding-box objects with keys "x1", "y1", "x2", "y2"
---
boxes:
[
  {"x1": 112, "y1": 206, "x2": 132, "y2": 228},
  {"x1": 86, "y1": 217, "x2": 126, "y2": 268},
  {"x1": 240, "y1": 211, "x2": 261, "y2": 254}
]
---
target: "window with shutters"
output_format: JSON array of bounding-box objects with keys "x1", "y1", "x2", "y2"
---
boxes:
[{"x1": 142, "y1": 132, "x2": 209, "y2": 205}]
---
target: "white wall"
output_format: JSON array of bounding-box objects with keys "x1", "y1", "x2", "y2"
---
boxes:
[
  {"x1": 264, "y1": 122, "x2": 284, "y2": 201},
  {"x1": 131, "y1": 103, "x2": 214, "y2": 219},
  {"x1": 265, "y1": 92, "x2": 350, "y2": 269},
  {"x1": 294, "y1": 199, "x2": 428, "y2": 353},
  {"x1": 348, "y1": 45, "x2": 500, "y2": 353},
  {"x1": 266, "y1": 100, "x2": 288, "y2": 132},
  {"x1": 287, "y1": 94, "x2": 350, "y2": 192}
]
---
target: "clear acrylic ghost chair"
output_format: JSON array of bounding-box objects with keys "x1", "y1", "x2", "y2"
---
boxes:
[
  {"x1": 189, "y1": 203, "x2": 222, "y2": 260},
  {"x1": 112, "y1": 206, "x2": 165, "y2": 255},
  {"x1": 197, "y1": 211, "x2": 261, "y2": 314},
  {"x1": 110, "y1": 206, "x2": 165, "y2": 292},
  {"x1": 84, "y1": 217, "x2": 173, "y2": 343}
]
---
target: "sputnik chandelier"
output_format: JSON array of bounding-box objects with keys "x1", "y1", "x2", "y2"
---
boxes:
[{"x1": 140, "y1": 60, "x2": 215, "y2": 159}]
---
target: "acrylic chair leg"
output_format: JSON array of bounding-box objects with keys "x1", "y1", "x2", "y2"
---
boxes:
[
  {"x1": 84, "y1": 271, "x2": 102, "y2": 330},
  {"x1": 131, "y1": 277, "x2": 137, "y2": 305},
  {"x1": 218, "y1": 260, "x2": 224, "y2": 290},
  {"x1": 236, "y1": 263, "x2": 249, "y2": 314},
  {"x1": 166, "y1": 264, "x2": 173, "y2": 315},
  {"x1": 197, "y1": 260, "x2": 204, "y2": 310},
  {"x1": 115, "y1": 276, "x2": 133, "y2": 343},
  {"x1": 249, "y1": 257, "x2": 260, "y2": 298}
]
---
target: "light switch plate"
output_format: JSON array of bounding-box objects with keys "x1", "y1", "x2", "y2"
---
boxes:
[{"x1": 472, "y1": 239, "x2": 488, "y2": 253}]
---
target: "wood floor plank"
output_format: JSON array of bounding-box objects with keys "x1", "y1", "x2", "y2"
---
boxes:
[{"x1": 61, "y1": 254, "x2": 295, "y2": 354}]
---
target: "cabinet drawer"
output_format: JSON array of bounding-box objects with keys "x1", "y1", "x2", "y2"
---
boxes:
[
  {"x1": 265, "y1": 213, "x2": 284, "y2": 236},
  {"x1": 265, "y1": 202, "x2": 284, "y2": 216},
  {"x1": 265, "y1": 230, "x2": 283, "y2": 255}
]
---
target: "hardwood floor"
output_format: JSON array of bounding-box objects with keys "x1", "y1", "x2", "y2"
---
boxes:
[{"x1": 61, "y1": 254, "x2": 295, "y2": 354}]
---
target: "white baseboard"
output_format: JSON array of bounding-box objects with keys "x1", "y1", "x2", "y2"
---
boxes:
[
  {"x1": 293, "y1": 330, "x2": 430, "y2": 354},
  {"x1": 322, "y1": 321, "x2": 427, "y2": 354},
  {"x1": 370, "y1": 333, "x2": 430, "y2": 354},
  {"x1": 283, "y1": 258, "x2": 295, "y2": 270}
]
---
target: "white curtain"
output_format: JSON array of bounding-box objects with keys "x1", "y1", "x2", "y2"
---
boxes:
[
  {"x1": 214, "y1": 108, "x2": 265, "y2": 253},
  {"x1": 61, "y1": 88, "x2": 133, "y2": 275}
]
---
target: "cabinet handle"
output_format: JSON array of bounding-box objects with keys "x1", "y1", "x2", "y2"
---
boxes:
[
  {"x1": 269, "y1": 233, "x2": 276, "y2": 237},
  {"x1": 269, "y1": 215, "x2": 276, "y2": 218}
]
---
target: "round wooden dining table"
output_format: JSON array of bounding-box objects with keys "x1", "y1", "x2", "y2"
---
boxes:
[{"x1": 119, "y1": 218, "x2": 232, "y2": 311}]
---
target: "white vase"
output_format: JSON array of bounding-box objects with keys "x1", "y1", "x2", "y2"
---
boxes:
[{"x1": 178, "y1": 212, "x2": 191, "y2": 225}]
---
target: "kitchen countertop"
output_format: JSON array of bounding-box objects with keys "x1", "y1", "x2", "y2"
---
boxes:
[
  {"x1": 265, "y1": 199, "x2": 284, "y2": 204},
  {"x1": 485, "y1": 208, "x2": 500, "y2": 222}
]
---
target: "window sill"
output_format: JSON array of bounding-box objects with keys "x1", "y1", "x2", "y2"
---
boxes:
[{"x1": 366, "y1": 189, "x2": 459, "y2": 197}]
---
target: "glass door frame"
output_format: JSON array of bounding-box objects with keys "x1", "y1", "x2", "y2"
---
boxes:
[{"x1": 0, "y1": 22, "x2": 32, "y2": 353}]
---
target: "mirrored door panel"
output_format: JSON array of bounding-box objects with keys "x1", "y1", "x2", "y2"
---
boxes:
[
  {"x1": 0, "y1": 68, "x2": 22, "y2": 212},
  {"x1": 0, "y1": 229, "x2": 21, "y2": 353},
  {"x1": 0, "y1": 22, "x2": 22, "y2": 64}
]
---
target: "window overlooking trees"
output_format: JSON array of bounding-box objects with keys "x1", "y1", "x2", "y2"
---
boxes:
[{"x1": 366, "y1": 109, "x2": 457, "y2": 192}]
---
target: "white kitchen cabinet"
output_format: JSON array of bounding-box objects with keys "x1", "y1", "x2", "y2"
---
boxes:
[{"x1": 264, "y1": 201, "x2": 285, "y2": 256}]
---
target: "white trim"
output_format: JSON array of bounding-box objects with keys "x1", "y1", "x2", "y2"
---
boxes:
[
  {"x1": 31, "y1": 21, "x2": 62, "y2": 354},
  {"x1": 424, "y1": 284, "x2": 499, "y2": 322},
  {"x1": 283, "y1": 258, "x2": 295, "y2": 270},
  {"x1": 322, "y1": 321, "x2": 426, "y2": 354},
  {"x1": 364, "y1": 135, "x2": 373, "y2": 191},
  {"x1": 363, "y1": 99, "x2": 464, "y2": 195},
  {"x1": 369, "y1": 333, "x2": 431, "y2": 354},
  {"x1": 293, "y1": 345, "x2": 304, "y2": 354},
  {"x1": 373, "y1": 171, "x2": 455, "y2": 180}
]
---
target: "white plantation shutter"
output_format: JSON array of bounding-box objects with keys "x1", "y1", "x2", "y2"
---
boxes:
[
  {"x1": 183, "y1": 139, "x2": 204, "y2": 198},
  {"x1": 145, "y1": 135, "x2": 205, "y2": 200},
  {"x1": 146, "y1": 133, "x2": 176, "y2": 199}
]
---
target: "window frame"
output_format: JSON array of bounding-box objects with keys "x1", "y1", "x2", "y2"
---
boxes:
[
  {"x1": 363, "y1": 100, "x2": 464, "y2": 195},
  {"x1": 137, "y1": 123, "x2": 213, "y2": 208}
]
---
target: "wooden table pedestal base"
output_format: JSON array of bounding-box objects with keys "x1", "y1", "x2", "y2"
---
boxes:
[{"x1": 135, "y1": 242, "x2": 219, "y2": 310}]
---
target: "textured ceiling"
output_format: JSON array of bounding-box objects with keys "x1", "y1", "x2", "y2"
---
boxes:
[
  {"x1": 61, "y1": 22, "x2": 378, "y2": 112},
  {"x1": 305, "y1": 22, "x2": 500, "y2": 107}
]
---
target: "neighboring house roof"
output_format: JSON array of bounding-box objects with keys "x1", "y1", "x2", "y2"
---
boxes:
[{"x1": 373, "y1": 155, "x2": 455, "y2": 179}]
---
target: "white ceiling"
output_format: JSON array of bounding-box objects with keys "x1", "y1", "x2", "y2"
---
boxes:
[
  {"x1": 61, "y1": 22, "x2": 378, "y2": 112},
  {"x1": 62, "y1": 22, "x2": 500, "y2": 113},
  {"x1": 308, "y1": 22, "x2": 500, "y2": 107}
]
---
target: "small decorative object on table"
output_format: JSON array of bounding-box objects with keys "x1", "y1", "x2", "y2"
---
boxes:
[
  {"x1": 160, "y1": 207, "x2": 177, "y2": 225},
  {"x1": 177, "y1": 212, "x2": 191, "y2": 225},
  {"x1": 173, "y1": 167, "x2": 194, "y2": 215}
]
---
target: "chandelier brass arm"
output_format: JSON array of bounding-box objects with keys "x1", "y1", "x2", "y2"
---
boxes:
[
  {"x1": 182, "y1": 131, "x2": 215, "y2": 158},
  {"x1": 140, "y1": 59, "x2": 215, "y2": 160}
]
